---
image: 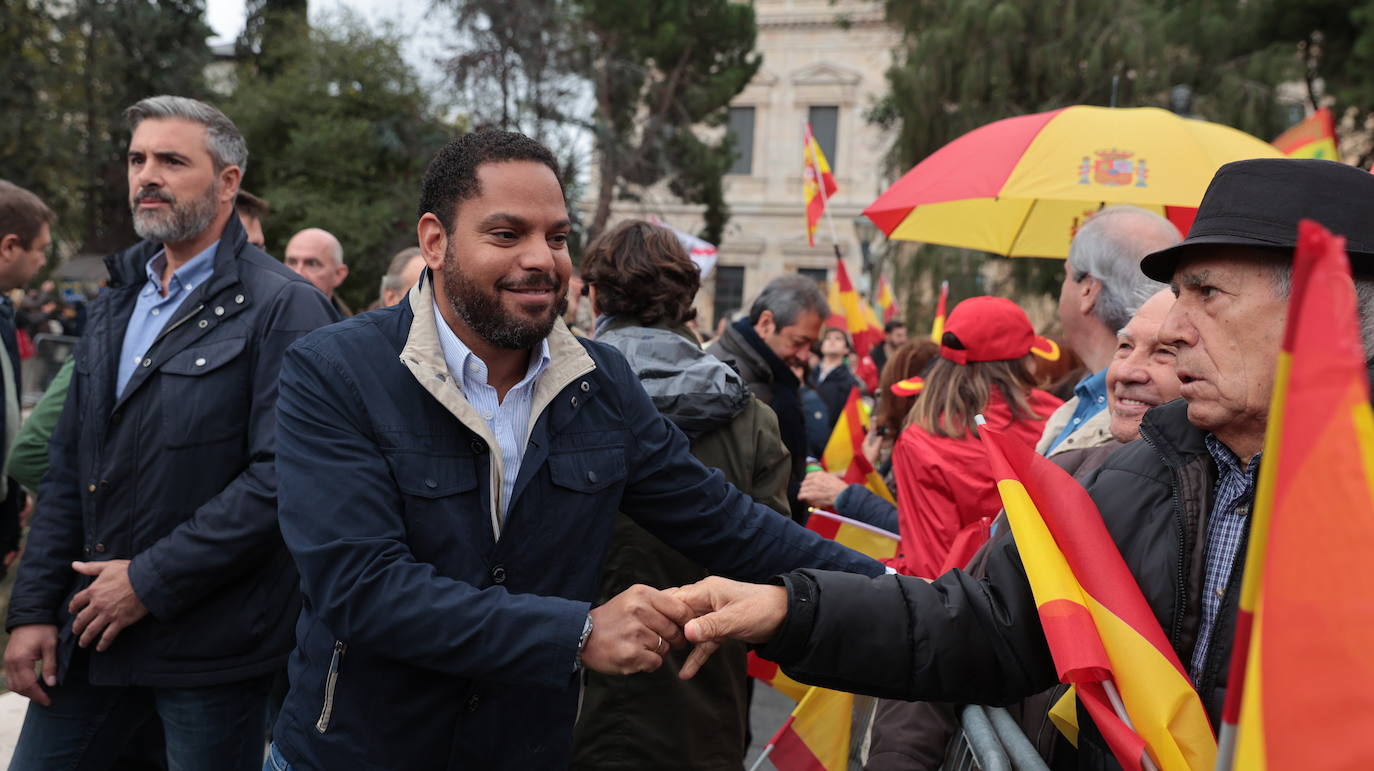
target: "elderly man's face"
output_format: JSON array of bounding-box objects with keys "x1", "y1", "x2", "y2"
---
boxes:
[
  {"x1": 1159, "y1": 248, "x2": 1288, "y2": 458},
  {"x1": 1107, "y1": 290, "x2": 1181, "y2": 442}
]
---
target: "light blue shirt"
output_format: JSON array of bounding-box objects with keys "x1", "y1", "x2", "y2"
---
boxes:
[
  {"x1": 116, "y1": 242, "x2": 218, "y2": 397},
  {"x1": 433, "y1": 299, "x2": 550, "y2": 520},
  {"x1": 1045, "y1": 368, "x2": 1109, "y2": 453}
]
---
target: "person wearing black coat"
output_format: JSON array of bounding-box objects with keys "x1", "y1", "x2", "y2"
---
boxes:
[
  {"x1": 673, "y1": 159, "x2": 1374, "y2": 771},
  {"x1": 4, "y1": 96, "x2": 338, "y2": 771}
]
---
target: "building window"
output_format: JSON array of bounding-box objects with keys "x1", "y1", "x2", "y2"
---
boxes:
[
  {"x1": 727, "y1": 107, "x2": 755, "y2": 175},
  {"x1": 714, "y1": 265, "x2": 746, "y2": 323},
  {"x1": 798, "y1": 267, "x2": 828, "y2": 288},
  {"x1": 808, "y1": 105, "x2": 838, "y2": 165}
]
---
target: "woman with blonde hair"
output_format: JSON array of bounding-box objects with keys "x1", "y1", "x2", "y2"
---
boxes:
[{"x1": 890, "y1": 296, "x2": 1062, "y2": 577}]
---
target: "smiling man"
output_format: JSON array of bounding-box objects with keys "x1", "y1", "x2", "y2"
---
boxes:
[
  {"x1": 264, "y1": 130, "x2": 881, "y2": 770},
  {"x1": 1105, "y1": 288, "x2": 1182, "y2": 443},
  {"x1": 672, "y1": 158, "x2": 1374, "y2": 768},
  {"x1": 4, "y1": 96, "x2": 337, "y2": 771}
]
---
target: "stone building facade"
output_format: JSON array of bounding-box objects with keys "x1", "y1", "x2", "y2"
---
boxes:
[{"x1": 583, "y1": 0, "x2": 900, "y2": 330}]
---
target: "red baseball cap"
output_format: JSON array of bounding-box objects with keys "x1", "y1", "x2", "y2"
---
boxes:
[{"x1": 938, "y1": 296, "x2": 1060, "y2": 365}]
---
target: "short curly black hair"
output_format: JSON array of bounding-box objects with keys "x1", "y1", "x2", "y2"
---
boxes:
[{"x1": 418, "y1": 130, "x2": 563, "y2": 233}]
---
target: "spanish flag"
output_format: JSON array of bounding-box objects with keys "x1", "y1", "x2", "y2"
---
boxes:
[
  {"x1": 982, "y1": 423, "x2": 1216, "y2": 771},
  {"x1": 832, "y1": 258, "x2": 883, "y2": 358},
  {"x1": 930, "y1": 280, "x2": 949, "y2": 343},
  {"x1": 1218, "y1": 220, "x2": 1374, "y2": 770},
  {"x1": 1271, "y1": 107, "x2": 1339, "y2": 160},
  {"x1": 877, "y1": 277, "x2": 900, "y2": 323},
  {"x1": 804, "y1": 123, "x2": 838, "y2": 247},
  {"x1": 747, "y1": 653, "x2": 811, "y2": 702},
  {"x1": 806, "y1": 509, "x2": 898, "y2": 562},
  {"x1": 764, "y1": 686, "x2": 852, "y2": 771},
  {"x1": 821, "y1": 386, "x2": 894, "y2": 503}
]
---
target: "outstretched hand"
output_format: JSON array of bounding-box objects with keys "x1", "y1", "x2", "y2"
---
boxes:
[
  {"x1": 669, "y1": 577, "x2": 788, "y2": 680},
  {"x1": 581, "y1": 584, "x2": 694, "y2": 676}
]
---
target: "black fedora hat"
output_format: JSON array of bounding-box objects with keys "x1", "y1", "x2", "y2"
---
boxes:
[{"x1": 1140, "y1": 158, "x2": 1374, "y2": 282}]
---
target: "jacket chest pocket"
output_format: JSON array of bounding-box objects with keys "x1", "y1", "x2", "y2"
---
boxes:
[
  {"x1": 386, "y1": 452, "x2": 482, "y2": 562},
  {"x1": 547, "y1": 446, "x2": 627, "y2": 494},
  {"x1": 158, "y1": 337, "x2": 249, "y2": 447}
]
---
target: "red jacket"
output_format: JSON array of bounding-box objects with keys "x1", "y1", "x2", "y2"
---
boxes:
[{"x1": 888, "y1": 388, "x2": 1061, "y2": 577}]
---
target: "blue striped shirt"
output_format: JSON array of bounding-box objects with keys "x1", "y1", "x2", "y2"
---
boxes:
[
  {"x1": 116, "y1": 242, "x2": 218, "y2": 397},
  {"x1": 1190, "y1": 434, "x2": 1259, "y2": 681},
  {"x1": 433, "y1": 299, "x2": 550, "y2": 520}
]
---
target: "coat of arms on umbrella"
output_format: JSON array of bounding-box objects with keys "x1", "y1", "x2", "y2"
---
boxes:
[{"x1": 1078, "y1": 149, "x2": 1148, "y2": 188}]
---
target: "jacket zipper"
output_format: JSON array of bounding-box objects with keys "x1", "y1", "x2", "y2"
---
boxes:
[
  {"x1": 151, "y1": 303, "x2": 205, "y2": 349},
  {"x1": 315, "y1": 640, "x2": 347, "y2": 733},
  {"x1": 1138, "y1": 428, "x2": 1190, "y2": 646}
]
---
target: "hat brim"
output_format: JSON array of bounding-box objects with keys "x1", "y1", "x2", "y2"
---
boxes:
[
  {"x1": 1139, "y1": 235, "x2": 1298, "y2": 283},
  {"x1": 889, "y1": 376, "x2": 925, "y2": 397},
  {"x1": 1030, "y1": 337, "x2": 1060, "y2": 362}
]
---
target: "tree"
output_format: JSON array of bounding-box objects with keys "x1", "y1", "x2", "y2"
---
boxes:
[
  {"x1": 0, "y1": 0, "x2": 213, "y2": 255},
  {"x1": 437, "y1": 0, "x2": 760, "y2": 247},
  {"x1": 224, "y1": 13, "x2": 453, "y2": 311},
  {"x1": 871, "y1": 0, "x2": 1299, "y2": 331},
  {"x1": 1252, "y1": 0, "x2": 1374, "y2": 166},
  {"x1": 578, "y1": 0, "x2": 760, "y2": 244},
  {"x1": 238, "y1": 0, "x2": 309, "y2": 78}
]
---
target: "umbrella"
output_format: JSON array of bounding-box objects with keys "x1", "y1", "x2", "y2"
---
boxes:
[{"x1": 864, "y1": 105, "x2": 1286, "y2": 259}]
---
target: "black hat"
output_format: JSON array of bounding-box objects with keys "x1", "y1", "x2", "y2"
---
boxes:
[{"x1": 1140, "y1": 158, "x2": 1374, "y2": 282}]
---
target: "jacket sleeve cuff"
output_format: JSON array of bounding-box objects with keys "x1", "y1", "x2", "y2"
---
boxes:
[
  {"x1": 832, "y1": 485, "x2": 852, "y2": 516},
  {"x1": 756, "y1": 572, "x2": 817, "y2": 666},
  {"x1": 127, "y1": 555, "x2": 181, "y2": 621}
]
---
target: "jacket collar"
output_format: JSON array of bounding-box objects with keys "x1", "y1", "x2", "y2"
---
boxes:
[
  {"x1": 1138, "y1": 398, "x2": 1211, "y2": 469},
  {"x1": 400, "y1": 270, "x2": 595, "y2": 539}
]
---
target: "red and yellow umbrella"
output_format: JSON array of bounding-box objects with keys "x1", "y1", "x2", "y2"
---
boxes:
[{"x1": 864, "y1": 105, "x2": 1286, "y2": 259}]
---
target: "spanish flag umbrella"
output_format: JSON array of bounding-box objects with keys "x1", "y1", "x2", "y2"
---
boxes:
[{"x1": 864, "y1": 105, "x2": 1286, "y2": 259}]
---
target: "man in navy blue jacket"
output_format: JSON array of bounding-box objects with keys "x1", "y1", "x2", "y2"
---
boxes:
[
  {"x1": 265, "y1": 130, "x2": 883, "y2": 771},
  {"x1": 4, "y1": 96, "x2": 338, "y2": 771}
]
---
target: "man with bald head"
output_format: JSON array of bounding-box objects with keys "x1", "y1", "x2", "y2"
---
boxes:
[
  {"x1": 1106, "y1": 289, "x2": 1182, "y2": 443},
  {"x1": 285, "y1": 227, "x2": 350, "y2": 317},
  {"x1": 379, "y1": 246, "x2": 425, "y2": 308}
]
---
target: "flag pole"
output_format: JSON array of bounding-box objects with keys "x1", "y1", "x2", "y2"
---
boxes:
[{"x1": 747, "y1": 714, "x2": 794, "y2": 771}]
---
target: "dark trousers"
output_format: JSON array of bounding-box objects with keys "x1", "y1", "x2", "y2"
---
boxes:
[{"x1": 7, "y1": 668, "x2": 273, "y2": 771}]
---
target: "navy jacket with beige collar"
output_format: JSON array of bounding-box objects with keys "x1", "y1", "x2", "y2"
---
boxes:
[{"x1": 270, "y1": 273, "x2": 884, "y2": 770}]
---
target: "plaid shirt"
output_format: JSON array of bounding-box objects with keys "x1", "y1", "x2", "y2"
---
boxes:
[{"x1": 1190, "y1": 435, "x2": 1260, "y2": 681}]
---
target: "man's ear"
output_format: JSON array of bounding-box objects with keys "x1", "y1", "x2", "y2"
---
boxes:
[
  {"x1": 754, "y1": 309, "x2": 775, "y2": 339},
  {"x1": 1078, "y1": 275, "x2": 1102, "y2": 316},
  {"x1": 417, "y1": 213, "x2": 447, "y2": 272},
  {"x1": 0, "y1": 234, "x2": 19, "y2": 262},
  {"x1": 218, "y1": 165, "x2": 242, "y2": 204}
]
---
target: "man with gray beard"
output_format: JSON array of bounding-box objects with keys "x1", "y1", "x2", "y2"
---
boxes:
[{"x1": 4, "y1": 95, "x2": 336, "y2": 771}]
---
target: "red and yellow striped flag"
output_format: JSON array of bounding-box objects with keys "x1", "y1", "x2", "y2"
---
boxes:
[
  {"x1": 821, "y1": 387, "x2": 894, "y2": 503},
  {"x1": 833, "y1": 258, "x2": 883, "y2": 358},
  {"x1": 1218, "y1": 220, "x2": 1374, "y2": 770},
  {"x1": 804, "y1": 123, "x2": 838, "y2": 247},
  {"x1": 806, "y1": 509, "x2": 898, "y2": 562},
  {"x1": 930, "y1": 280, "x2": 949, "y2": 342},
  {"x1": 747, "y1": 653, "x2": 811, "y2": 702},
  {"x1": 877, "y1": 277, "x2": 899, "y2": 323},
  {"x1": 982, "y1": 424, "x2": 1216, "y2": 771},
  {"x1": 1271, "y1": 107, "x2": 1339, "y2": 160},
  {"x1": 766, "y1": 686, "x2": 852, "y2": 771}
]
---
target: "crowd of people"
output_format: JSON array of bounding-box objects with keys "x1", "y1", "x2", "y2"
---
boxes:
[{"x1": 0, "y1": 91, "x2": 1368, "y2": 771}]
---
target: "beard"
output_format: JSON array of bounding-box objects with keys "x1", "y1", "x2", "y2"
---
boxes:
[
  {"x1": 130, "y1": 180, "x2": 220, "y2": 244},
  {"x1": 442, "y1": 241, "x2": 567, "y2": 350}
]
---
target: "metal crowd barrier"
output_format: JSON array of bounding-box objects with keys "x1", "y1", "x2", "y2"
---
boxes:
[{"x1": 945, "y1": 705, "x2": 1050, "y2": 771}]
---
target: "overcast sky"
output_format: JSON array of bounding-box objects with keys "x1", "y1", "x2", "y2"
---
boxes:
[{"x1": 203, "y1": 0, "x2": 452, "y2": 87}]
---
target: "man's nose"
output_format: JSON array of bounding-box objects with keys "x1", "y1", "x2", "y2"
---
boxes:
[{"x1": 1158, "y1": 302, "x2": 1194, "y2": 349}]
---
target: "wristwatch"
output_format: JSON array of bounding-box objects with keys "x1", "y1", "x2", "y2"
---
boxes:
[{"x1": 574, "y1": 613, "x2": 593, "y2": 672}]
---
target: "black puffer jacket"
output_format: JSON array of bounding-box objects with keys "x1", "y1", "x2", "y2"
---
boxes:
[{"x1": 759, "y1": 399, "x2": 1230, "y2": 770}]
